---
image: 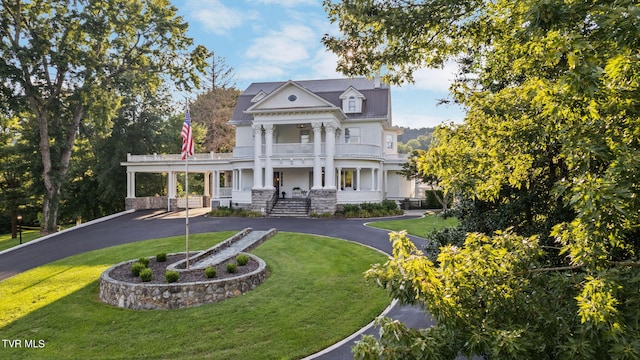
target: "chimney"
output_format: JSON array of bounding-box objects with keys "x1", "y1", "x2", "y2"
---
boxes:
[{"x1": 374, "y1": 74, "x2": 381, "y2": 88}]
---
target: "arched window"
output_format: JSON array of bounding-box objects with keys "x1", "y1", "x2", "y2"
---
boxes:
[{"x1": 348, "y1": 96, "x2": 356, "y2": 112}]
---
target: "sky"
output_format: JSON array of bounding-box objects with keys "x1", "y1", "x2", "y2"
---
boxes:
[{"x1": 171, "y1": 0, "x2": 467, "y2": 129}]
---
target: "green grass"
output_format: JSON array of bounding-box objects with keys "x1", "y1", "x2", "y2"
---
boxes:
[
  {"x1": 0, "y1": 229, "x2": 41, "y2": 252},
  {"x1": 0, "y1": 231, "x2": 388, "y2": 359},
  {"x1": 367, "y1": 213, "x2": 459, "y2": 238}
]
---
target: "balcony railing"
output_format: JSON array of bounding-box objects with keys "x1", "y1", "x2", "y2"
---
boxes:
[
  {"x1": 127, "y1": 152, "x2": 233, "y2": 162},
  {"x1": 232, "y1": 143, "x2": 382, "y2": 158},
  {"x1": 335, "y1": 144, "x2": 380, "y2": 157}
]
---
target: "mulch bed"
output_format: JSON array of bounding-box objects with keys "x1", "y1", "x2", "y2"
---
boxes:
[{"x1": 107, "y1": 253, "x2": 260, "y2": 284}]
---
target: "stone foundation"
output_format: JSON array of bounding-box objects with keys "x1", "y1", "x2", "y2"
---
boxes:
[
  {"x1": 99, "y1": 253, "x2": 267, "y2": 310},
  {"x1": 309, "y1": 188, "x2": 337, "y2": 215},
  {"x1": 251, "y1": 188, "x2": 277, "y2": 213},
  {"x1": 125, "y1": 196, "x2": 169, "y2": 211}
]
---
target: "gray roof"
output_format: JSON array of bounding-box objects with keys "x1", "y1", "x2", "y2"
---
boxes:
[{"x1": 229, "y1": 78, "x2": 390, "y2": 125}]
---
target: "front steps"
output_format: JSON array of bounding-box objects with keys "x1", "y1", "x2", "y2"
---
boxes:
[{"x1": 269, "y1": 198, "x2": 309, "y2": 217}]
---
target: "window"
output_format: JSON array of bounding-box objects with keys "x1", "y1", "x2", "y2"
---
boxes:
[
  {"x1": 386, "y1": 134, "x2": 394, "y2": 150},
  {"x1": 348, "y1": 96, "x2": 356, "y2": 112},
  {"x1": 341, "y1": 169, "x2": 354, "y2": 190},
  {"x1": 344, "y1": 127, "x2": 360, "y2": 144},
  {"x1": 300, "y1": 130, "x2": 309, "y2": 144}
]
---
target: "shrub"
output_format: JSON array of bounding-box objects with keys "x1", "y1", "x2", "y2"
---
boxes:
[
  {"x1": 342, "y1": 204, "x2": 360, "y2": 213},
  {"x1": 165, "y1": 270, "x2": 179, "y2": 283},
  {"x1": 382, "y1": 199, "x2": 399, "y2": 211},
  {"x1": 138, "y1": 257, "x2": 150, "y2": 267},
  {"x1": 236, "y1": 254, "x2": 249, "y2": 266},
  {"x1": 226, "y1": 263, "x2": 237, "y2": 273},
  {"x1": 139, "y1": 268, "x2": 153, "y2": 282},
  {"x1": 130, "y1": 262, "x2": 146, "y2": 276},
  {"x1": 360, "y1": 202, "x2": 378, "y2": 212},
  {"x1": 204, "y1": 266, "x2": 217, "y2": 278},
  {"x1": 156, "y1": 253, "x2": 167, "y2": 262}
]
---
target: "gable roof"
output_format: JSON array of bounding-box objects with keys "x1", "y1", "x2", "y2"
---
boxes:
[
  {"x1": 229, "y1": 78, "x2": 390, "y2": 125},
  {"x1": 245, "y1": 80, "x2": 339, "y2": 114}
]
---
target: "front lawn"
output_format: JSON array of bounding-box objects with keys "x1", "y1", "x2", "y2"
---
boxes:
[
  {"x1": 367, "y1": 213, "x2": 459, "y2": 238},
  {"x1": 0, "y1": 231, "x2": 388, "y2": 359},
  {"x1": 0, "y1": 230, "x2": 41, "y2": 252}
]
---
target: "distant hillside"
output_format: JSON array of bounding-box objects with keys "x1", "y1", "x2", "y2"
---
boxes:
[
  {"x1": 398, "y1": 127, "x2": 435, "y2": 143},
  {"x1": 397, "y1": 127, "x2": 436, "y2": 153}
]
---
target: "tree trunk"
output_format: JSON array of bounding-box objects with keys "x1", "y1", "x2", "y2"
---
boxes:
[{"x1": 36, "y1": 105, "x2": 84, "y2": 235}]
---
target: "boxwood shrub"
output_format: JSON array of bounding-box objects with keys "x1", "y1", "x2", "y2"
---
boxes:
[
  {"x1": 236, "y1": 254, "x2": 249, "y2": 266},
  {"x1": 204, "y1": 266, "x2": 217, "y2": 278},
  {"x1": 139, "y1": 268, "x2": 153, "y2": 282},
  {"x1": 165, "y1": 270, "x2": 179, "y2": 283},
  {"x1": 156, "y1": 253, "x2": 168, "y2": 262},
  {"x1": 226, "y1": 263, "x2": 237, "y2": 274},
  {"x1": 130, "y1": 262, "x2": 146, "y2": 276}
]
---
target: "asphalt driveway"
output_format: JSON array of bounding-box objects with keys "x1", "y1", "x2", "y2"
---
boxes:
[{"x1": 0, "y1": 209, "x2": 435, "y2": 359}]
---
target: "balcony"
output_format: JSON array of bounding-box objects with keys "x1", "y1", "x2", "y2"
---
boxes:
[
  {"x1": 232, "y1": 143, "x2": 381, "y2": 158},
  {"x1": 126, "y1": 152, "x2": 233, "y2": 162}
]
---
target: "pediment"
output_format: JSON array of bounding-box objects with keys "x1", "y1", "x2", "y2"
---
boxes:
[
  {"x1": 245, "y1": 81, "x2": 338, "y2": 113},
  {"x1": 339, "y1": 86, "x2": 366, "y2": 100},
  {"x1": 250, "y1": 90, "x2": 268, "y2": 103}
]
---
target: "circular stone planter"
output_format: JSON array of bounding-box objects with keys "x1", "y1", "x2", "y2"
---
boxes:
[{"x1": 99, "y1": 253, "x2": 267, "y2": 310}]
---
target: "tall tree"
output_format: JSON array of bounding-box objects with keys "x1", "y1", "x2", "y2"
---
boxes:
[
  {"x1": 190, "y1": 55, "x2": 239, "y2": 153},
  {"x1": 324, "y1": 0, "x2": 640, "y2": 358},
  {"x1": 0, "y1": 0, "x2": 209, "y2": 234}
]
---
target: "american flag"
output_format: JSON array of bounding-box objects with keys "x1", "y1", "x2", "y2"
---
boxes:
[{"x1": 181, "y1": 105, "x2": 194, "y2": 160}]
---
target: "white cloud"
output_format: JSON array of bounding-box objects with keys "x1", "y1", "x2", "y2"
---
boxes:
[
  {"x1": 184, "y1": 0, "x2": 252, "y2": 35},
  {"x1": 255, "y1": 0, "x2": 318, "y2": 7},
  {"x1": 244, "y1": 24, "x2": 317, "y2": 64},
  {"x1": 309, "y1": 49, "x2": 341, "y2": 79},
  {"x1": 409, "y1": 61, "x2": 459, "y2": 92},
  {"x1": 236, "y1": 64, "x2": 287, "y2": 82}
]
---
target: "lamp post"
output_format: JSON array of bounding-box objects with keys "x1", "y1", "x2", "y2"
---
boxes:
[{"x1": 16, "y1": 215, "x2": 22, "y2": 244}]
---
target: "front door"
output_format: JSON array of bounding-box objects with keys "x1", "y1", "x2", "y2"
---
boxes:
[{"x1": 273, "y1": 172, "x2": 282, "y2": 197}]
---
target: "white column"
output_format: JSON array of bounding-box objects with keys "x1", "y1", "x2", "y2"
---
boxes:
[
  {"x1": 384, "y1": 170, "x2": 388, "y2": 197},
  {"x1": 264, "y1": 124, "x2": 274, "y2": 189},
  {"x1": 166, "y1": 172, "x2": 172, "y2": 198},
  {"x1": 204, "y1": 172, "x2": 211, "y2": 196},
  {"x1": 371, "y1": 168, "x2": 375, "y2": 191},
  {"x1": 232, "y1": 170, "x2": 237, "y2": 191},
  {"x1": 127, "y1": 171, "x2": 135, "y2": 198},
  {"x1": 324, "y1": 124, "x2": 336, "y2": 189},
  {"x1": 252, "y1": 124, "x2": 263, "y2": 189},
  {"x1": 312, "y1": 122, "x2": 323, "y2": 189},
  {"x1": 337, "y1": 167, "x2": 342, "y2": 191},
  {"x1": 356, "y1": 167, "x2": 361, "y2": 191}
]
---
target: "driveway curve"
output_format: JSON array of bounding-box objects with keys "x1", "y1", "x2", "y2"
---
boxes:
[{"x1": 0, "y1": 210, "x2": 435, "y2": 359}]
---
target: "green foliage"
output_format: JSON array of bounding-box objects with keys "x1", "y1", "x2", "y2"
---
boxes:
[
  {"x1": 139, "y1": 268, "x2": 153, "y2": 282},
  {"x1": 204, "y1": 266, "x2": 217, "y2": 279},
  {"x1": 326, "y1": 0, "x2": 640, "y2": 358},
  {"x1": 236, "y1": 254, "x2": 250, "y2": 266},
  {"x1": 164, "y1": 270, "x2": 179, "y2": 283},
  {"x1": 209, "y1": 207, "x2": 263, "y2": 217},
  {"x1": 138, "y1": 257, "x2": 150, "y2": 268},
  {"x1": 381, "y1": 200, "x2": 398, "y2": 211},
  {"x1": 0, "y1": 0, "x2": 210, "y2": 233},
  {"x1": 130, "y1": 262, "x2": 146, "y2": 277},
  {"x1": 339, "y1": 203, "x2": 403, "y2": 218},
  {"x1": 226, "y1": 263, "x2": 237, "y2": 274},
  {"x1": 156, "y1": 253, "x2": 167, "y2": 262}
]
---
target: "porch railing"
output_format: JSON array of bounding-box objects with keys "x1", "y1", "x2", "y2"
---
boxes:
[{"x1": 232, "y1": 143, "x2": 382, "y2": 158}]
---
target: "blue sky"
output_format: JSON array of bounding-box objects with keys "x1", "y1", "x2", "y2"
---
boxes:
[{"x1": 172, "y1": 0, "x2": 466, "y2": 128}]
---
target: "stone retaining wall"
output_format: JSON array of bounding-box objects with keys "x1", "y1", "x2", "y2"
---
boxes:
[{"x1": 99, "y1": 253, "x2": 267, "y2": 310}]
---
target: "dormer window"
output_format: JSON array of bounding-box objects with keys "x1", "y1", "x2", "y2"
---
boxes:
[
  {"x1": 340, "y1": 87, "x2": 365, "y2": 113},
  {"x1": 348, "y1": 96, "x2": 356, "y2": 112}
]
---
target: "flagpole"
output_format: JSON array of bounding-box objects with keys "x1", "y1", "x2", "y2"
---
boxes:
[
  {"x1": 185, "y1": 153, "x2": 190, "y2": 270},
  {"x1": 181, "y1": 101, "x2": 194, "y2": 270}
]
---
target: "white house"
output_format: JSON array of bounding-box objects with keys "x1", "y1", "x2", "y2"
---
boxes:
[{"x1": 121, "y1": 78, "x2": 417, "y2": 215}]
